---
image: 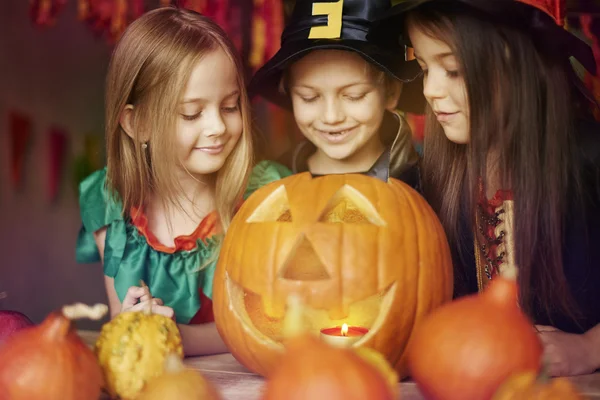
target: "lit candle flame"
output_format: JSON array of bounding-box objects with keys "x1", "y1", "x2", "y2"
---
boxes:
[{"x1": 341, "y1": 323, "x2": 348, "y2": 337}]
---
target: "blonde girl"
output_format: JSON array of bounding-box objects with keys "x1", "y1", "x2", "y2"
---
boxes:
[{"x1": 76, "y1": 7, "x2": 290, "y2": 355}]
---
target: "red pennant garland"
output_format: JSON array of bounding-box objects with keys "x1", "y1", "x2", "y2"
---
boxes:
[
  {"x1": 130, "y1": 0, "x2": 144, "y2": 19},
  {"x1": 249, "y1": 0, "x2": 266, "y2": 70},
  {"x1": 249, "y1": 0, "x2": 284, "y2": 71},
  {"x1": 228, "y1": 1, "x2": 243, "y2": 52},
  {"x1": 179, "y1": 0, "x2": 207, "y2": 14},
  {"x1": 213, "y1": 0, "x2": 229, "y2": 33},
  {"x1": 76, "y1": 0, "x2": 145, "y2": 43},
  {"x1": 30, "y1": 0, "x2": 251, "y2": 46},
  {"x1": 30, "y1": 0, "x2": 67, "y2": 27},
  {"x1": 177, "y1": 0, "x2": 230, "y2": 37},
  {"x1": 8, "y1": 112, "x2": 32, "y2": 190}
]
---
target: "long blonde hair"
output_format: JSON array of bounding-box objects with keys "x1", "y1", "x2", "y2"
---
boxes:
[{"x1": 105, "y1": 7, "x2": 253, "y2": 232}]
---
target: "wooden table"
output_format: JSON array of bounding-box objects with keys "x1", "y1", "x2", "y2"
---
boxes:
[{"x1": 79, "y1": 331, "x2": 600, "y2": 399}]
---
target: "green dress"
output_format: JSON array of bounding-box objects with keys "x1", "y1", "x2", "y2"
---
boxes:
[{"x1": 75, "y1": 160, "x2": 291, "y2": 324}]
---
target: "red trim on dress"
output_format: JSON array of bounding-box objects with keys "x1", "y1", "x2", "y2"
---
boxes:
[{"x1": 130, "y1": 207, "x2": 220, "y2": 324}]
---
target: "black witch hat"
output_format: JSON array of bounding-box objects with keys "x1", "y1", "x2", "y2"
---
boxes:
[{"x1": 249, "y1": 0, "x2": 426, "y2": 114}]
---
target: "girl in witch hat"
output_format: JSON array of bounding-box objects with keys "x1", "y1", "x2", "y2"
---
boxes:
[
  {"x1": 249, "y1": 0, "x2": 425, "y2": 186},
  {"x1": 373, "y1": 0, "x2": 600, "y2": 376}
]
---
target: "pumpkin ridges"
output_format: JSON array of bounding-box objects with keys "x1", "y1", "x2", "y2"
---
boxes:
[
  {"x1": 214, "y1": 173, "x2": 454, "y2": 377},
  {"x1": 95, "y1": 310, "x2": 184, "y2": 399},
  {"x1": 386, "y1": 179, "x2": 428, "y2": 375},
  {"x1": 69, "y1": 335, "x2": 96, "y2": 399},
  {"x1": 365, "y1": 179, "x2": 418, "y2": 368},
  {"x1": 408, "y1": 277, "x2": 543, "y2": 400},
  {"x1": 214, "y1": 268, "x2": 282, "y2": 376},
  {"x1": 288, "y1": 172, "x2": 314, "y2": 223},
  {"x1": 308, "y1": 222, "x2": 379, "y2": 310},
  {"x1": 397, "y1": 179, "x2": 453, "y2": 295},
  {"x1": 0, "y1": 304, "x2": 106, "y2": 400},
  {"x1": 213, "y1": 223, "x2": 251, "y2": 372},
  {"x1": 263, "y1": 334, "x2": 395, "y2": 400}
]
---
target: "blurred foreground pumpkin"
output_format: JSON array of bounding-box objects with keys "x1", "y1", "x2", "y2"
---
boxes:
[
  {"x1": 0, "y1": 303, "x2": 106, "y2": 400},
  {"x1": 95, "y1": 298, "x2": 183, "y2": 400},
  {"x1": 137, "y1": 352, "x2": 222, "y2": 400},
  {"x1": 408, "y1": 270, "x2": 543, "y2": 400},
  {"x1": 492, "y1": 369, "x2": 587, "y2": 400},
  {"x1": 262, "y1": 296, "x2": 396, "y2": 400}
]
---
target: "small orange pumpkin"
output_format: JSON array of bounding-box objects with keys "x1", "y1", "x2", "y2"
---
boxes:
[
  {"x1": 262, "y1": 296, "x2": 396, "y2": 400},
  {"x1": 263, "y1": 334, "x2": 396, "y2": 400},
  {"x1": 408, "y1": 272, "x2": 543, "y2": 400},
  {"x1": 137, "y1": 353, "x2": 222, "y2": 400},
  {"x1": 492, "y1": 370, "x2": 587, "y2": 400},
  {"x1": 0, "y1": 303, "x2": 106, "y2": 400},
  {"x1": 214, "y1": 172, "x2": 453, "y2": 378}
]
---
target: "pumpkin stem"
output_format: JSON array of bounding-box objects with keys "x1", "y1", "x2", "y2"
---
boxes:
[
  {"x1": 43, "y1": 303, "x2": 108, "y2": 341},
  {"x1": 62, "y1": 303, "x2": 108, "y2": 321},
  {"x1": 140, "y1": 280, "x2": 153, "y2": 315},
  {"x1": 282, "y1": 294, "x2": 307, "y2": 340},
  {"x1": 163, "y1": 352, "x2": 186, "y2": 374}
]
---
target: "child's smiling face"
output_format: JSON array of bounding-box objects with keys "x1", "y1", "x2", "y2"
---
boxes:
[
  {"x1": 176, "y1": 47, "x2": 243, "y2": 177},
  {"x1": 288, "y1": 50, "x2": 400, "y2": 167}
]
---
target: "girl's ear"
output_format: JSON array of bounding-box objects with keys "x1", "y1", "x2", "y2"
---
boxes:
[
  {"x1": 119, "y1": 104, "x2": 149, "y2": 143},
  {"x1": 119, "y1": 104, "x2": 137, "y2": 140},
  {"x1": 385, "y1": 80, "x2": 403, "y2": 112}
]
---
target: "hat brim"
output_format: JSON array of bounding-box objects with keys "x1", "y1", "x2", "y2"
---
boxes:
[
  {"x1": 371, "y1": 0, "x2": 597, "y2": 75},
  {"x1": 249, "y1": 39, "x2": 426, "y2": 114}
]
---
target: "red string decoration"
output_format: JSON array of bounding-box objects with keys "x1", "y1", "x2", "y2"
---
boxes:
[{"x1": 29, "y1": 0, "x2": 67, "y2": 27}]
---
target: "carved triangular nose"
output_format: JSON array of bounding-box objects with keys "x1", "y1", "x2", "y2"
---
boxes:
[{"x1": 281, "y1": 235, "x2": 330, "y2": 281}]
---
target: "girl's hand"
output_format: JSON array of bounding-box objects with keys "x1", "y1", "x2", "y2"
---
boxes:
[
  {"x1": 120, "y1": 286, "x2": 150, "y2": 312},
  {"x1": 120, "y1": 285, "x2": 176, "y2": 320},
  {"x1": 536, "y1": 325, "x2": 599, "y2": 376}
]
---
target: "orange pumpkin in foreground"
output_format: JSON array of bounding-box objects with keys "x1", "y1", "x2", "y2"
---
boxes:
[
  {"x1": 492, "y1": 370, "x2": 587, "y2": 400},
  {"x1": 408, "y1": 273, "x2": 543, "y2": 400},
  {"x1": 263, "y1": 333, "x2": 395, "y2": 400},
  {"x1": 137, "y1": 353, "x2": 222, "y2": 400},
  {"x1": 262, "y1": 296, "x2": 397, "y2": 400},
  {"x1": 0, "y1": 303, "x2": 106, "y2": 400},
  {"x1": 213, "y1": 172, "x2": 453, "y2": 378}
]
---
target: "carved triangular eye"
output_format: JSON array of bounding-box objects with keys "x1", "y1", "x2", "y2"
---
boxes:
[
  {"x1": 280, "y1": 235, "x2": 330, "y2": 281},
  {"x1": 246, "y1": 185, "x2": 293, "y2": 222},
  {"x1": 318, "y1": 184, "x2": 385, "y2": 225}
]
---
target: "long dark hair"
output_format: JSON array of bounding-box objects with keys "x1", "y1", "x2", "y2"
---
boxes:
[{"x1": 409, "y1": 3, "x2": 589, "y2": 322}]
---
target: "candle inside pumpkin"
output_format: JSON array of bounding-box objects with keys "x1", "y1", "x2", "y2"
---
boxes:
[{"x1": 319, "y1": 323, "x2": 369, "y2": 348}]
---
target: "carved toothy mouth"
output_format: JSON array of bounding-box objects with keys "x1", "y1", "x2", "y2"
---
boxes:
[{"x1": 225, "y1": 274, "x2": 397, "y2": 348}]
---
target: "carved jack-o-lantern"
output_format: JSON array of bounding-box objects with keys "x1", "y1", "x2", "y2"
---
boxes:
[{"x1": 213, "y1": 173, "x2": 453, "y2": 378}]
